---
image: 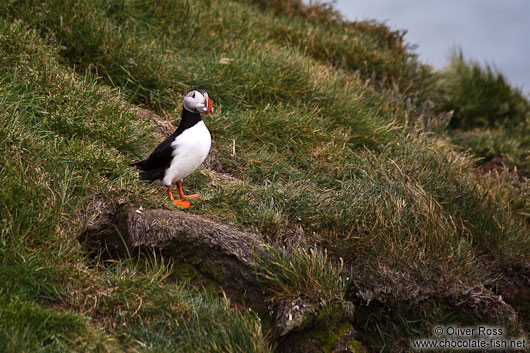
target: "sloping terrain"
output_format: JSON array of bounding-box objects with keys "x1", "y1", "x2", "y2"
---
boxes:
[{"x1": 0, "y1": 0, "x2": 528, "y2": 352}]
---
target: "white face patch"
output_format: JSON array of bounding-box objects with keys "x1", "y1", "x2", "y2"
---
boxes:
[{"x1": 183, "y1": 90, "x2": 208, "y2": 113}]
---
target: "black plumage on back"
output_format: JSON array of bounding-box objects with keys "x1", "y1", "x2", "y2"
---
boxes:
[{"x1": 130, "y1": 108, "x2": 203, "y2": 182}]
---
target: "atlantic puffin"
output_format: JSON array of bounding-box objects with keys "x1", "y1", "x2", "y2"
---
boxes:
[{"x1": 130, "y1": 88, "x2": 213, "y2": 208}]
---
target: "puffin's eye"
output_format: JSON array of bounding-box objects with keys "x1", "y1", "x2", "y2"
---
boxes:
[{"x1": 192, "y1": 92, "x2": 196, "y2": 98}]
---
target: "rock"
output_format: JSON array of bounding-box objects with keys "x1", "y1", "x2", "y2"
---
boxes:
[{"x1": 80, "y1": 206, "x2": 360, "y2": 352}]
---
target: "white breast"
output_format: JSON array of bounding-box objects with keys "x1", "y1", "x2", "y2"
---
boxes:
[{"x1": 163, "y1": 121, "x2": 211, "y2": 186}]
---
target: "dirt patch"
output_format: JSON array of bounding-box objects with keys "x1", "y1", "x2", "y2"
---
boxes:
[{"x1": 479, "y1": 157, "x2": 528, "y2": 183}]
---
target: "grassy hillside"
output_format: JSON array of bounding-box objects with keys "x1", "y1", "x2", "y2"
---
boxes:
[
  {"x1": 1, "y1": 0, "x2": 528, "y2": 352},
  {"x1": 438, "y1": 50, "x2": 530, "y2": 173}
]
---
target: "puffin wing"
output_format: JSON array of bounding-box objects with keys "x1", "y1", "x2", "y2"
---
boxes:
[{"x1": 130, "y1": 135, "x2": 177, "y2": 181}]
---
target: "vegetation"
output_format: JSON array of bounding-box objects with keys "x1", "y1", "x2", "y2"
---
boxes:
[
  {"x1": 0, "y1": 0, "x2": 528, "y2": 352},
  {"x1": 0, "y1": 19, "x2": 269, "y2": 352},
  {"x1": 439, "y1": 50, "x2": 529, "y2": 130},
  {"x1": 256, "y1": 247, "x2": 344, "y2": 302},
  {"x1": 437, "y1": 50, "x2": 530, "y2": 172}
]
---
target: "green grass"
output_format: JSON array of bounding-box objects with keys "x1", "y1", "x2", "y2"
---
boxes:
[
  {"x1": 438, "y1": 50, "x2": 530, "y2": 130},
  {"x1": 0, "y1": 19, "x2": 269, "y2": 352},
  {"x1": 436, "y1": 50, "x2": 530, "y2": 172},
  {"x1": 256, "y1": 247, "x2": 344, "y2": 302},
  {"x1": 0, "y1": 0, "x2": 529, "y2": 352}
]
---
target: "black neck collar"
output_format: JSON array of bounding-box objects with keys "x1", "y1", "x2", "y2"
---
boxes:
[
  {"x1": 177, "y1": 108, "x2": 202, "y2": 131},
  {"x1": 170, "y1": 109, "x2": 202, "y2": 138}
]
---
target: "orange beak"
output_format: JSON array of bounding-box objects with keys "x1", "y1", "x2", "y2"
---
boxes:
[{"x1": 206, "y1": 96, "x2": 213, "y2": 116}]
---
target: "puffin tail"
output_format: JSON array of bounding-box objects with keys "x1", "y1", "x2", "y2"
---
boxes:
[
  {"x1": 130, "y1": 160, "x2": 165, "y2": 182},
  {"x1": 129, "y1": 159, "x2": 146, "y2": 169},
  {"x1": 138, "y1": 168, "x2": 165, "y2": 182}
]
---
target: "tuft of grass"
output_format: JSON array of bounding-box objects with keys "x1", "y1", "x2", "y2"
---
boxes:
[
  {"x1": 255, "y1": 247, "x2": 344, "y2": 302},
  {"x1": 450, "y1": 121, "x2": 530, "y2": 172},
  {"x1": 435, "y1": 50, "x2": 530, "y2": 172},
  {"x1": 0, "y1": 298, "x2": 116, "y2": 353},
  {"x1": 438, "y1": 50, "x2": 530, "y2": 129},
  {"x1": 87, "y1": 257, "x2": 272, "y2": 353},
  {"x1": 249, "y1": 0, "x2": 342, "y2": 23}
]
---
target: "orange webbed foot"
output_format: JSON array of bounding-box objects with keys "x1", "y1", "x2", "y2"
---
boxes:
[
  {"x1": 177, "y1": 181, "x2": 200, "y2": 200},
  {"x1": 172, "y1": 199, "x2": 191, "y2": 209},
  {"x1": 183, "y1": 192, "x2": 200, "y2": 199},
  {"x1": 168, "y1": 186, "x2": 191, "y2": 208}
]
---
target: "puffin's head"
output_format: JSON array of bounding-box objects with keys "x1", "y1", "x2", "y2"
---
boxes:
[{"x1": 182, "y1": 88, "x2": 213, "y2": 116}]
